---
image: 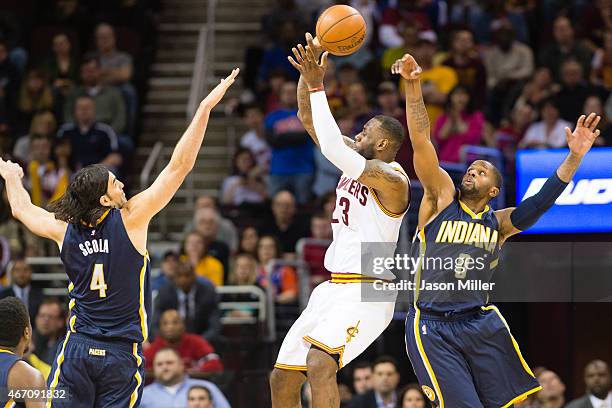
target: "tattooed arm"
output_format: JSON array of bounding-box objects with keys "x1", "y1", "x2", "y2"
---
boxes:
[{"x1": 392, "y1": 54, "x2": 455, "y2": 224}]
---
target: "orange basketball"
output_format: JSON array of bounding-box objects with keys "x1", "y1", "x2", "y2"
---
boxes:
[{"x1": 316, "y1": 5, "x2": 366, "y2": 56}]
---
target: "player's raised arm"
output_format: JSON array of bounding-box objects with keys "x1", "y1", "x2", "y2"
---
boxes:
[
  {"x1": 124, "y1": 69, "x2": 239, "y2": 227},
  {"x1": 496, "y1": 113, "x2": 601, "y2": 240},
  {"x1": 0, "y1": 158, "x2": 67, "y2": 245},
  {"x1": 391, "y1": 54, "x2": 455, "y2": 210},
  {"x1": 291, "y1": 33, "x2": 357, "y2": 150},
  {"x1": 288, "y1": 40, "x2": 407, "y2": 196}
]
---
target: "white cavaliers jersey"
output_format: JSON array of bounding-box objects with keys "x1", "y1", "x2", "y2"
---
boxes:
[{"x1": 324, "y1": 161, "x2": 409, "y2": 277}]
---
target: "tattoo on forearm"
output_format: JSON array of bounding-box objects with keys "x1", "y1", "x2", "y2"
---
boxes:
[{"x1": 407, "y1": 99, "x2": 430, "y2": 132}]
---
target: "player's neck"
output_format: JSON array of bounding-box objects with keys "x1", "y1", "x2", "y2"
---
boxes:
[
  {"x1": 459, "y1": 195, "x2": 489, "y2": 215},
  {"x1": 0, "y1": 345, "x2": 18, "y2": 355}
]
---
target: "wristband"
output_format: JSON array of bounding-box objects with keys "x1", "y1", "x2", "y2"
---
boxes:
[{"x1": 308, "y1": 85, "x2": 324, "y2": 93}]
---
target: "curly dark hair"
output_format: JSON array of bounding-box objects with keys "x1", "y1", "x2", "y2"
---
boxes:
[
  {"x1": 0, "y1": 297, "x2": 29, "y2": 348},
  {"x1": 48, "y1": 164, "x2": 109, "y2": 225}
]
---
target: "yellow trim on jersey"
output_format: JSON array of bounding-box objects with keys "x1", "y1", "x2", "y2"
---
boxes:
[
  {"x1": 413, "y1": 229, "x2": 426, "y2": 305},
  {"x1": 0, "y1": 348, "x2": 15, "y2": 355},
  {"x1": 138, "y1": 253, "x2": 149, "y2": 342},
  {"x1": 128, "y1": 343, "x2": 143, "y2": 408},
  {"x1": 330, "y1": 273, "x2": 386, "y2": 284},
  {"x1": 47, "y1": 331, "x2": 71, "y2": 408},
  {"x1": 274, "y1": 363, "x2": 308, "y2": 371},
  {"x1": 68, "y1": 297, "x2": 76, "y2": 333},
  {"x1": 80, "y1": 209, "x2": 111, "y2": 227},
  {"x1": 490, "y1": 258, "x2": 499, "y2": 269},
  {"x1": 4, "y1": 400, "x2": 16, "y2": 408},
  {"x1": 482, "y1": 305, "x2": 536, "y2": 378},
  {"x1": 368, "y1": 187, "x2": 406, "y2": 218},
  {"x1": 303, "y1": 336, "x2": 345, "y2": 368},
  {"x1": 501, "y1": 385, "x2": 542, "y2": 408},
  {"x1": 68, "y1": 282, "x2": 74, "y2": 292},
  {"x1": 413, "y1": 307, "x2": 445, "y2": 407},
  {"x1": 458, "y1": 199, "x2": 490, "y2": 220}
]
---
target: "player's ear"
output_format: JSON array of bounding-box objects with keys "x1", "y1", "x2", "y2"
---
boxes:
[
  {"x1": 99, "y1": 194, "x2": 112, "y2": 207},
  {"x1": 489, "y1": 186, "x2": 500, "y2": 199},
  {"x1": 23, "y1": 324, "x2": 31, "y2": 343}
]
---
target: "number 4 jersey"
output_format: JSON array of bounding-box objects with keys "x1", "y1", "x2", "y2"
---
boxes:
[
  {"x1": 324, "y1": 162, "x2": 409, "y2": 276},
  {"x1": 59, "y1": 209, "x2": 151, "y2": 343}
]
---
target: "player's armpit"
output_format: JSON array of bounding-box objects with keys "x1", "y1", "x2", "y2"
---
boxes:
[{"x1": 494, "y1": 207, "x2": 521, "y2": 241}]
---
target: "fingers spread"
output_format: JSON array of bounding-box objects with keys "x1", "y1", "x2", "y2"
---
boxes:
[
  {"x1": 577, "y1": 114, "x2": 586, "y2": 127},
  {"x1": 320, "y1": 51, "x2": 329, "y2": 67},
  {"x1": 590, "y1": 115, "x2": 601, "y2": 131},
  {"x1": 292, "y1": 47, "x2": 303, "y2": 63},
  {"x1": 288, "y1": 56, "x2": 301, "y2": 70}
]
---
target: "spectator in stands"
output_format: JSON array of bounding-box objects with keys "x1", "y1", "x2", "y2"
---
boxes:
[
  {"x1": 381, "y1": 23, "x2": 420, "y2": 74},
  {"x1": 256, "y1": 235, "x2": 298, "y2": 305},
  {"x1": 319, "y1": 190, "x2": 337, "y2": 221},
  {"x1": 442, "y1": 29, "x2": 487, "y2": 109},
  {"x1": 591, "y1": 30, "x2": 612, "y2": 90},
  {"x1": 226, "y1": 253, "x2": 261, "y2": 318},
  {"x1": 310, "y1": 212, "x2": 332, "y2": 241},
  {"x1": 396, "y1": 384, "x2": 430, "y2": 408},
  {"x1": 23, "y1": 133, "x2": 70, "y2": 207},
  {"x1": 263, "y1": 190, "x2": 310, "y2": 254},
  {"x1": 220, "y1": 148, "x2": 267, "y2": 206},
  {"x1": 181, "y1": 231, "x2": 224, "y2": 286},
  {"x1": 32, "y1": 297, "x2": 66, "y2": 365},
  {"x1": 534, "y1": 369, "x2": 565, "y2": 408},
  {"x1": 555, "y1": 58, "x2": 606, "y2": 122},
  {"x1": 353, "y1": 361, "x2": 373, "y2": 395},
  {"x1": 64, "y1": 55, "x2": 127, "y2": 134},
  {"x1": 348, "y1": 356, "x2": 400, "y2": 408},
  {"x1": 95, "y1": 23, "x2": 133, "y2": 86},
  {"x1": 187, "y1": 385, "x2": 214, "y2": 408},
  {"x1": 583, "y1": 95, "x2": 612, "y2": 145},
  {"x1": 144, "y1": 309, "x2": 223, "y2": 374},
  {"x1": 433, "y1": 85, "x2": 484, "y2": 163},
  {"x1": 240, "y1": 104, "x2": 270, "y2": 169},
  {"x1": 514, "y1": 67, "x2": 560, "y2": 111},
  {"x1": 489, "y1": 104, "x2": 536, "y2": 168},
  {"x1": 238, "y1": 226, "x2": 259, "y2": 257},
  {"x1": 414, "y1": 31, "x2": 458, "y2": 128},
  {"x1": 484, "y1": 19, "x2": 535, "y2": 125},
  {"x1": 94, "y1": 22, "x2": 137, "y2": 136},
  {"x1": 12, "y1": 111, "x2": 57, "y2": 164},
  {"x1": 261, "y1": 0, "x2": 305, "y2": 44},
  {"x1": 140, "y1": 348, "x2": 231, "y2": 408},
  {"x1": 377, "y1": 81, "x2": 404, "y2": 121},
  {"x1": 15, "y1": 69, "x2": 54, "y2": 135},
  {"x1": 0, "y1": 40, "x2": 20, "y2": 121},
  {"x1": 152, "y1": 251, "x2": 179, "y2": 292},
  {"x1": 519, "y1": 98, "x2": 571, "y2": 149},
  {"x1": 304, "y1": 212, "x2": 332, "y2": 287},
  {"x1": 155, "y1": 261, "x2": 221, "y2": 342},
  {"x1": 57, "y1": 95, "x2": 123, "y2": 171},
  {"x1": 184, "y1": 196, "x2": 238, "y2": 254},
  {"x1": 0, "y1": 187, "x2": 40, "y2": 257},
  {"x1": 566, "y1": 360, "x2": 611, "y2": 408},
  {"x1": 40, "y1": 0, "x2": 93, "y2": 49},
  {"x1": 43, "y1": 33, "x2": 79, "y2": 98},
  {"x1": 0, "y1": 258, "x2": 43, "y2": 321},
  {"x1": 193, "y1": 208, "x2": 231, "y2": 274},
  {"x1": 540, "y1": 16, "x2": 592, "y2": 82},
  {"x1": 259, "y1": 20, "x2": 300, "y2": 83},
  {"x1": 265, "y1": 81, "x2": 314, "y2": 204},
  {"x1": 347, "y1": 82, "x2": 379, "y2": 136}
]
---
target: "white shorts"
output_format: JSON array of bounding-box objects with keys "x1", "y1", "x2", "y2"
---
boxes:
[{"x1": 274, "y1": 279, "x2": 397, "y2": 371}]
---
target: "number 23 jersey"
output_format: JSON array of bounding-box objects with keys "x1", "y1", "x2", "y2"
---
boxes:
[{"x1": 324, "y1": 162, "x2": 409, "y2": 276}]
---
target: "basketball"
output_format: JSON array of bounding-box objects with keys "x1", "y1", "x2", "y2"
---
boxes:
[{"x1": 316, "y1": 5, "x2": 366, "y2": 56}]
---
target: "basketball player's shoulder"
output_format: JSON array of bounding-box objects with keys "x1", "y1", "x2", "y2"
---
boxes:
[{"x1": 7, "y1": 360, "x2": 45, "y2": 388}]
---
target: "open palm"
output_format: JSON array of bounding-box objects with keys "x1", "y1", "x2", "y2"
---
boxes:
[
  {"x1": 202, "y1": 68, "x2": 240, "y2": 108},
  {"x1": 391, "y1": 53, "x2": 422, "y2": 80},
  {"x1": 565, "y1": 113, "x2": 601, "y2": 157}
]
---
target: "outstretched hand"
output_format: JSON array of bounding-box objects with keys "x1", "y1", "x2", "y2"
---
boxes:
[
  {"x1": 288, "y1": 34, "x2": 329, "y2": 90},
  {"x1": 391, "y1": 53, "x2": 422, "y2": 81},
  {"x1": 565, "y1": 113, "x2": 601, "y2": 157},
  {"x1": 201, "y1": 68, "x2": 240, "y2": 109},
  {"x1": 0, "y1": 157, "x2": 24, "y2": 180}
]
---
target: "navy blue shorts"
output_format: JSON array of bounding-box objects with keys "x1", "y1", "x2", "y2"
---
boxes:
[
  {"x1": 46, "y1": 332, "x2": 145, "y2": 408},
  {"x1": 405, "y1": 305, "x2": 541, "y2": 408}
]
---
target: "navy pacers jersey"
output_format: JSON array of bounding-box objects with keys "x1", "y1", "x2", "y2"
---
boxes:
[
  {"x1": 0, "y1": 349, "x2": 24, "y2": 407},
  {"x1": 60, "y1": 209, "x2": 150, "y2": 343},
  {"x1": 411, "y1": 191, "x2": 500, "y2": 313}
]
